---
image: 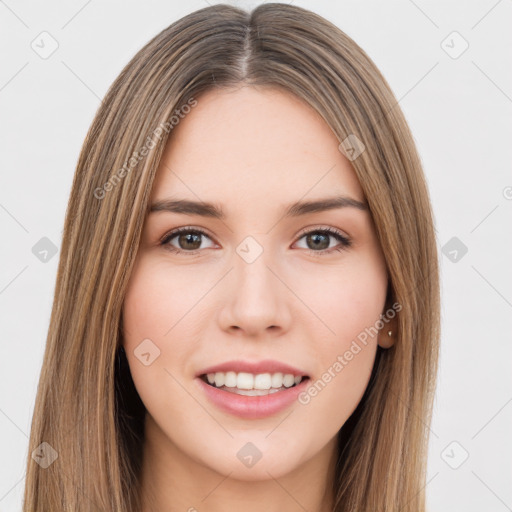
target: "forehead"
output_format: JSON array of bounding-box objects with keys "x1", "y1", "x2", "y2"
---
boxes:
[{"x1": 151, "y1": 86, "x2": 364, "y2": 209}]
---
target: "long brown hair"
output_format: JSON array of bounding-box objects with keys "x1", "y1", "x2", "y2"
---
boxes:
[{"x1": 23, "y1": 4, "x2": 440, "y2": 511}]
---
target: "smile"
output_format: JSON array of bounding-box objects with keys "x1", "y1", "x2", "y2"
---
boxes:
[
  {"x1": 197, "y1": 373, "x2": 311, "y2": 419},
  {"x1": 200, "y1": 371, "x2": 306, "y2": 396}
]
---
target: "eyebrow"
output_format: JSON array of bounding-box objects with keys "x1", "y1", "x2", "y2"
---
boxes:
[{"x1": 149, "y1": 195, "x2": 367, "y2": 219}]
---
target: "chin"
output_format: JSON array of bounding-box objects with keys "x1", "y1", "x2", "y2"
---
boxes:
[{"x1": 200, "y1": 437, "x2": 308, "y2": 481}]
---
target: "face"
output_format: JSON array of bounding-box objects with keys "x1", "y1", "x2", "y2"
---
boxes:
[{"x1": 122, "y1": 85, "x2": 392, "y2": 481}]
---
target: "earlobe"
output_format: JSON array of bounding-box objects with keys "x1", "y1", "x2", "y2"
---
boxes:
[
  {"x1": 378, "y1": 328, "x2": 395, "y2": 349},
  {"x1": 377, "y1": 313, "x2": 398, "y2": 349}
]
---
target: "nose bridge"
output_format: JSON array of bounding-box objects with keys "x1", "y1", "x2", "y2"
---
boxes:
[
  {"x1": 234, "y1": 234, "x2": 277, "y2": 301},
  {"x1": 218, "y1": 233, "x2": 291, "y2": 334}
]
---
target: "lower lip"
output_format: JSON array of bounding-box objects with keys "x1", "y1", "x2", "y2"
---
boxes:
[{"x1": 196, "y1": 377, "x2": 310, "y2": 419}]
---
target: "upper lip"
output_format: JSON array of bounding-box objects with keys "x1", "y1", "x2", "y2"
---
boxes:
[{"x1": 196, "y1": 359, "x2": 309, "y2": 378}]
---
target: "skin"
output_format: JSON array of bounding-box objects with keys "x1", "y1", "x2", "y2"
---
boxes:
[{"x1": 122, "y1": 85, "x2": 396, "y2": 512}]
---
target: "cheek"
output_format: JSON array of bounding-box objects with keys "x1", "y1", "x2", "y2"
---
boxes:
[
  {"x1": 295, "y1": 343, "x2": 377, "y2": 445},
  {"x1": 296, "y1": 250, "x2": 388, "y2": 347},
  {"x1": 292, "y1": 253, "x2": 387, "y2": 423},
  {"x1": 121, "y1": 260, "x2": 203, "y2": 410},
  {"x1": 123, "y1": 258, "x2": 215, "y2": 351}
]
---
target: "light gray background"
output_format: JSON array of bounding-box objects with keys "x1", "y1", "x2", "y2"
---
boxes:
[{"x1": 1, "y1": 1, "x2": 511, "y2": 510}]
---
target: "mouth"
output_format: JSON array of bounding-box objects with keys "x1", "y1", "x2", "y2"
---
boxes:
[
  {"x1": 197, "y1": 370, "x2": 311, "y2": 419},
  {"x1": 199, "y1": 371, "x2": 310, "y2": 397}
]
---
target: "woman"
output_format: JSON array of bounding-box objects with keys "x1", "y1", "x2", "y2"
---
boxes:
[{"x1": 23, "y1": 3, "x2": 440, "y2": 511}]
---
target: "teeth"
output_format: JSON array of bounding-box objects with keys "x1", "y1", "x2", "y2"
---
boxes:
[
  {"x1": 225, "y1": 371, "x2": 237, "y2": 388},
  {"x1": 282, "y1": 374, "x2": 295, "y2": 387},
  {"x1": 205, "y1": 371, "x2": 304, "y2": 390},
  {"x1": 254, "y1": 373, "x2": 271, "y2": 389},
  {"x1": 222, "y1": 387, "x2": 286, "y2": 396},
  {"x1": 271, "y1": 372, "x2": 283, "y2": 388}
]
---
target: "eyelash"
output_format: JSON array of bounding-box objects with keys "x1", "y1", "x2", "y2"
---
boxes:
[{"x1": 159, "y1": 226, "x2": 352, "y2": 256}]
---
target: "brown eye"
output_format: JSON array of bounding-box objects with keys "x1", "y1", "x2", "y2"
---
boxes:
[
  {"x1": 176, "y1": 232, "x2": 202, "y2": 250},
  {"x1": 161, "y1": 228, "x2": 214, "y2": 253}
]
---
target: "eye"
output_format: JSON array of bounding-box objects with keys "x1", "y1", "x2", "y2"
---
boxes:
[
  {"x1": 160, "y1": 227, "x2": 215, "y2": 254},
  {"x1": 160, "y1": 226, "x2": 352, "y2": 255},
  {"x1": 294, "y1": 226, "x2": 352, "y2": 255}
]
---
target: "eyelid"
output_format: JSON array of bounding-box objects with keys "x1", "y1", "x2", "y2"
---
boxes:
[{"x1": 294, "y1": 224, "x2": 350, "y2": 241}]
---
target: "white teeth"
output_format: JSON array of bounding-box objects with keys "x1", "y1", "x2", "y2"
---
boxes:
[
  {"x1": 224, "y1": 387, "x2": 284, "y2": 396},
  {"x1": 282, "y1": 374, "x2": 295, "y2": 387},
  {"x1": 205, "y1": 371, "x2": 304, "y2": 390},
  {"x1": 254, "y1": 373, "x2": 271, "y2": 390},
  {"x1": 237, "y1": 372, "x2": 254, "y2": 390},
  {"x1": 271, "y1": 372, "x2": 283, "y2": 388},
  {"x1": 224, "y1": 371, "x2": 237, "y2": 388},
  {"x1": 214, "y1": 372, "x2": 225, "y2": 387}
]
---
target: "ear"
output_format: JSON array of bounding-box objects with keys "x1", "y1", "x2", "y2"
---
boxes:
[{"x1": 377, "y1": 306, "x2": 398, "y2": 349}]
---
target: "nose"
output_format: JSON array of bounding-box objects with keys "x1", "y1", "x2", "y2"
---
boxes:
[{"x1": 217, "y1": 240, "x2": 293, "y2": 337}]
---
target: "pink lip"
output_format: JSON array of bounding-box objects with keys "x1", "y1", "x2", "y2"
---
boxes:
[
  {"x1": 196, "y1": 376, "x2": 310, "y2": 419},
  {"x1": 196, "y1": 359, "x2": 308, "y2": 378}
]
